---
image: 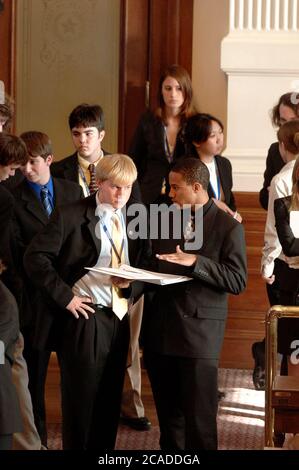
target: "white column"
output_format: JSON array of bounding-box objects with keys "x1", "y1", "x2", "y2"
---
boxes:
[
  {"x1": 265, "y1": 0, "x2": 272, "y2": 30},
  {"x1": 247, "y1": 0, "x2": 253, "y2": 30},
  {"x1": 292, "y1": 0, "x2": 298, "y2": 31},
  {"x1": 256, "y1": 0, "x2": 262, "y2": 30},
  {"x1": 230, "y1": 0, "x2": 235, "y2": 31},
  {"x1": 274, "y1": 0, "x2": 280, "y2": 30}
]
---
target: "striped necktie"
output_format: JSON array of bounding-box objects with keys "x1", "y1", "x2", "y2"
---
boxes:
[
  {"x1": 88, "y1": 163, "x2": 98, "y2": 194},
  {"x1": 111, "y1": 213, "x2": 128, "y2": 320},
  {"x1": 41, "y1": 186, "x2": 52, "y2": 217}
]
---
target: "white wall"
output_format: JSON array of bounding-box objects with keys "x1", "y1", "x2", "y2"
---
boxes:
[
  {"x1": 192, "y1": 0, "x2": 229, "y2": 132},
  {"x1": 191, "y1": 0, "x2": 292, "y2": 191}
]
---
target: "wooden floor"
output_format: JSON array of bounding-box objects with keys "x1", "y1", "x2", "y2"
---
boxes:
[{"x1": 45, "y1": 353, "x2": 158, "y2": 426}]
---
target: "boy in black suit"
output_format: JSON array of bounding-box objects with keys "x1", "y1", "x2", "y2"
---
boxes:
[
  {"x1": 24, "y1": 154, "x2": 151, "y2": 449},
  {"x1": 13, "y1": 131, "x2": 83, "y2": 447},
  {"x1": 0, "y1": 135, "x2": 27, "y2": 450},
  {"x1": 143, "y1": 158, "x2": 247, "y2": 450}
]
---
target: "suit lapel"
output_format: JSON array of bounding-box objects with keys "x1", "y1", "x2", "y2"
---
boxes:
[
  {"x1": 63, "y1": 154, "x2": 79, "y2": 182},
  {"x1": 53, "y1": 178, "x2": 65, "y2": 206},
  {"x1": 21, "y1": 182, "x2": 48, "y2": 224}
]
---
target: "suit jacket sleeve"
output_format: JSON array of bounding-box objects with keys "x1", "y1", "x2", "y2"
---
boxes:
[
  {"x1": 23, "y1": 208, "x2": 74, "y2": 309},
  {"x1": 192, "y1": 222, "x2": 247, "y2": 295},
  {"x1": 259, "y1": 143, "x2": 284, "y2": 210},
  {"x1": 274, "y1": 197, "x2": 299, "y2": 256}
]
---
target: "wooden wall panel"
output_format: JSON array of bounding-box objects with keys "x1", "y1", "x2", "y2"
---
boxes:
[
  {"x1": 220, "y1": 191, "x2": 268, "y2": 369},
  {"x1": 0, "y1": 0, "x2": 15, "y2": 99}
]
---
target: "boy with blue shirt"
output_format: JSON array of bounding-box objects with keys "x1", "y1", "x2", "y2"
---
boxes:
[{"x1": 13, "y1": 131, "x2": 83, "y2": 447}]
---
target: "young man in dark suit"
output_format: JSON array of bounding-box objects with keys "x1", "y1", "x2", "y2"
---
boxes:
[
  {"x1": 52, "y1": 103, "x2": 148, "y2": 431},
  {"x1": 51, "y1": 103, "x2": 107, "y2": 196},
  {"x1": 24, "y1": 154, "x2": 151, "y2": 450},
  {"x1": 12, "y1": 131, "x2": 83, "y2": 447},
  {"x1": 143, "y1": 158, "x2": 247, "y2": 450},
  {"x1": 0, "y1": 133, "x2": 46, "y2": 450}
]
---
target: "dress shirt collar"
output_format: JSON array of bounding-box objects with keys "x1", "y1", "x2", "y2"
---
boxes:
[
  {"x1": 27, "y1": 176, "x2": 54, "y2": 200},
  {"x1": 77, "y1": 151, "x2": 103, "y2": 171}
]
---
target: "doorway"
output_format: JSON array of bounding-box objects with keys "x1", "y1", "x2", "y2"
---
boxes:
[{"x1": 118, "y1": 0, "x2": 194, "y2": 153}]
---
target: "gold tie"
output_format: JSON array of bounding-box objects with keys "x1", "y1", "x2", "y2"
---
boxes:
[{"x1": 111, "y1": 213, "x2": 128, "y2": 320}]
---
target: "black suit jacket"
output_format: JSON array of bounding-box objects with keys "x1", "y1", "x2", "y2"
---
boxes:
[
  {"x1": 128, "y1": 110, "x2": 186, "y2": 204},
  {"x1": 274, "y1": 196, "x2": 299, "y2": 298},
  {"x1": 12, "y1": 177, "x2": 83, "y2": 336},
  {"x1": 259, "y1": 142, "x2": 285, "y2": 210},
  {"x1": 24, "y1": 195, "x2": 151, "y2": 349},
  {"x1": 51, "y1": 151, "x2": 142, "y2": 201},
  {"x1": 144, "y1": 200, "x2": 247, "y2": 359},
  {"x1": 0, "y1": 280, "x2": 22, "y2": 434}
]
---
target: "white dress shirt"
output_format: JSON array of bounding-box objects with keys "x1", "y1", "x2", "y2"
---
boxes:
[
  {"x1": 72, "y1": 194, "x2": 130, "y2": 306},
  {"x1": 261, "y1": 159, "x2": 295, "y2": 278}
]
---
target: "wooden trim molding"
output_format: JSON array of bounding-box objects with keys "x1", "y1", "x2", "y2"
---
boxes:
[{"x1": 0, "y1": 0, "x2": 16, "y2": 100}]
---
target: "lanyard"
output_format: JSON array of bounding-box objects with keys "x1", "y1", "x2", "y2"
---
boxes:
[
  {"x1": 211, "y1": 173, "x2": 221, "y2": 200},
  {"x1": 99, "y1": 216, "x2": 124, "y2": 264},
  {"x1": 78, "y1": 164, "x2": 90, "y2": 196}
]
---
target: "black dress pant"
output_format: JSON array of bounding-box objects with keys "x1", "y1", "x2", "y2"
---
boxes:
[
  {"x1": 57, "y1": 306, "x2": 129, "y2": 450},
  {"x1": 144, "y1": 350, "x2": 218, "y2": 450}
]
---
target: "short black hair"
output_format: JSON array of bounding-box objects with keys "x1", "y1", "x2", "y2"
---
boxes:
[
  {"x1": 185, "y1": 113, "x2": 224, "y2": 145},
  {"x1": 171, "y1": 157, "x2": 210, "y2": 190},
  {"x1": 68, "y1": 103, "x2": 105, "y2": 132},
  {"x1": 20, "y1": 131, "x2": 53, "y2": 161}
]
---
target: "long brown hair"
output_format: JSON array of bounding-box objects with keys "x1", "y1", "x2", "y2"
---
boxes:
[
  {"x1": 277, "y1": 120, "x2": 299, "y2": 154},
  {"x1": 0, "y1": 260, "x2": 6, "y2": 275},
  {"x1": 156, "y1": 64, "x2": 195, "y2": 123}
]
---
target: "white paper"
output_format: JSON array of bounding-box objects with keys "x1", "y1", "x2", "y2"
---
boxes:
[
  {"x1": 85, "y1": 264, "x2": 192, "y2": 285},
  {"x1": 290, "y1": 211, "x2": 299, "y2": 238}
]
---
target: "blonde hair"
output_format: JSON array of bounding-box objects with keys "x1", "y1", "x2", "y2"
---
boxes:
[
  {"x1": 96, "y1": 154, "x2": 137, "y2": 186},
  {"x1": 290, "y1": 155, "x2": 299, "y2": 210}
]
